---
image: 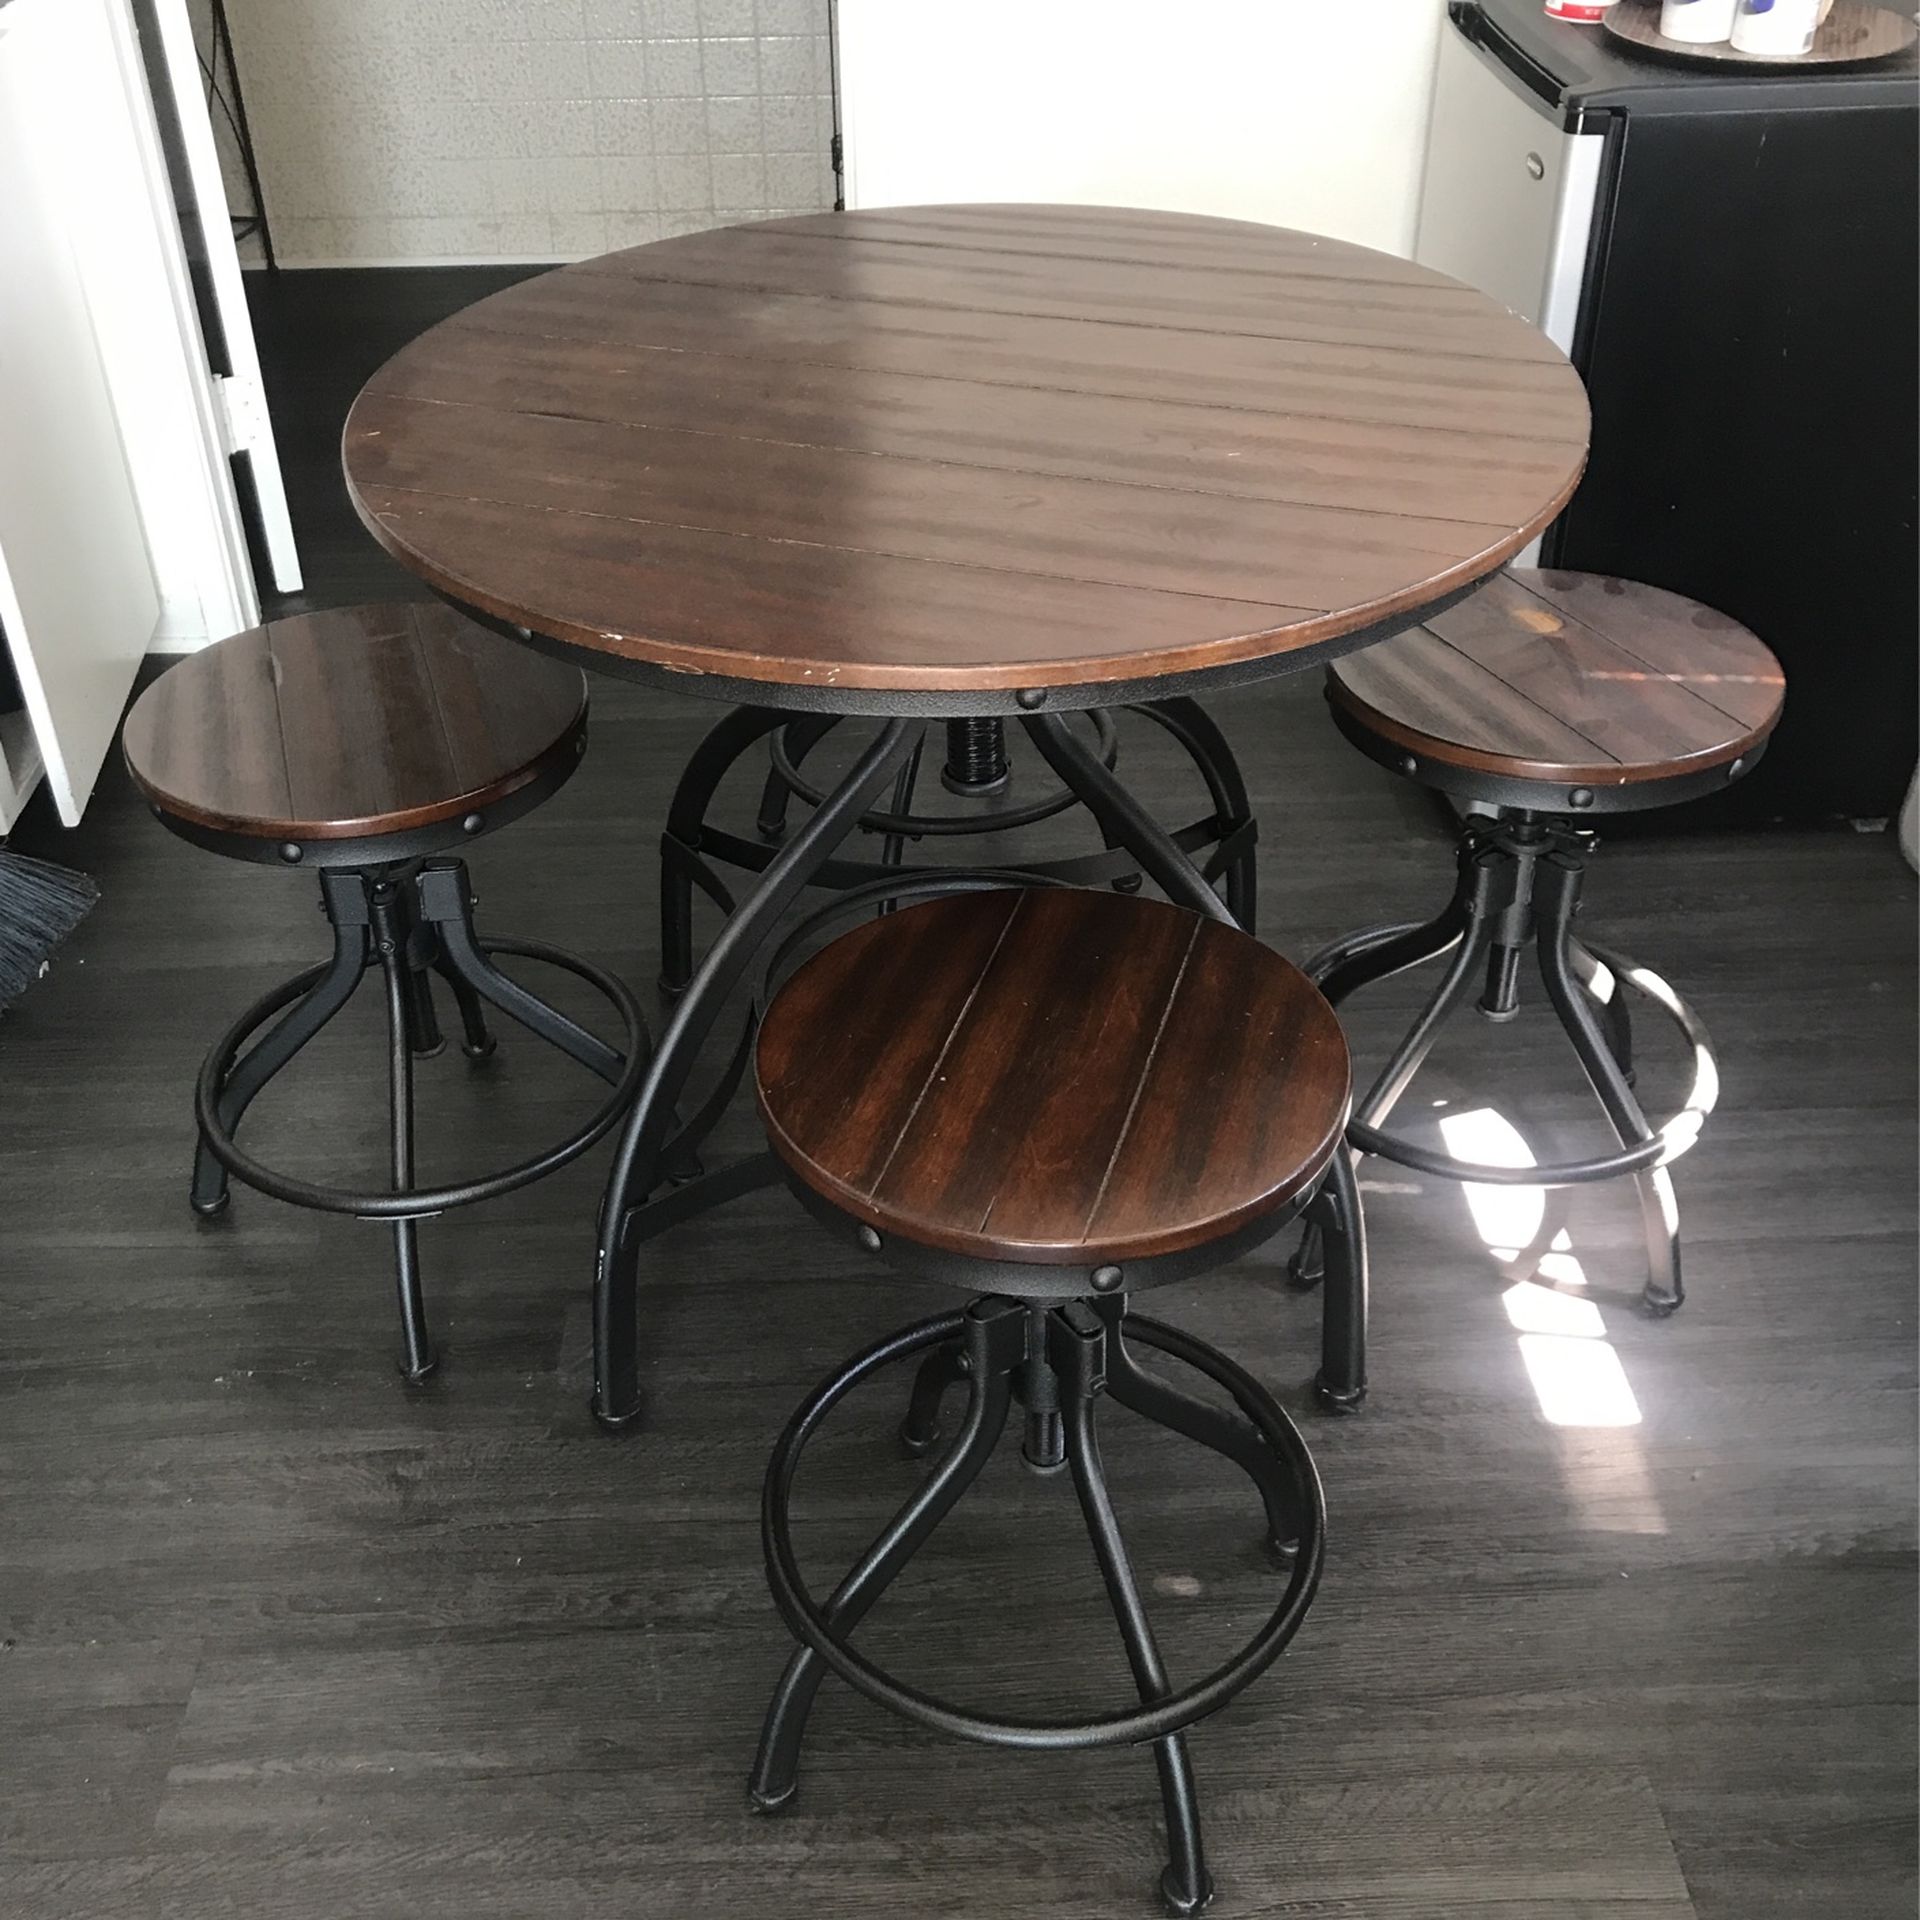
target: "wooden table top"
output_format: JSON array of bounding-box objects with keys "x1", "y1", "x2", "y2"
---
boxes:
[{"x1": 343, "y1": 205, "x2": 1590, "y2": 704}]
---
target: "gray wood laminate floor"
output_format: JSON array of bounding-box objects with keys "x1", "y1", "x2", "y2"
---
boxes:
[{"x1": 1, "y1": 271, "x2": 1914, "y2": 1920}]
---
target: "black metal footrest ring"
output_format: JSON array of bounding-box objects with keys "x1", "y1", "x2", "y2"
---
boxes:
[
  {"x1": 762, "y1": 1307, "x2": 1325, "y2": 1754},
  {"x1": 195, "y1": 937, "x2": 649, "y2": 1220}
]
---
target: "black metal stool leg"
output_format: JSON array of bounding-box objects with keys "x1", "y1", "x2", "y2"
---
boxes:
[
  {"x1": 1138, "y1": 698, "x2": 1259, "y2": 934},
  {"x1": 1309, "y1": 902, "x2": 1466, "y2": 1006},
  {"x1": 751, "y1": 1315, "x2": 1018, "y2": 1811},
  {"x1": 1356, "y1": 911, "x2": 1498, "y2": 1134},
  {"x1": 368, "y1": 881, "x2": 435, "y2": 1383},
  {"x1": 417, "y1": 863, "x2": 629, "y2": 1086},
  {"x1": 875, "y1": 730, "x2": 928, "y2": 893},
  {"x1": 1090, "y1": 1298, "x2": 1300, "y2": 1557},
  {"x1": 398, "y1": 882, "x2": 444, "y2": 1059},
  {"x1": 756, "y1": 714, "x2": 841, "y2": 842},
  {"x1": 1536, "y1": 864, "x2": 1683, "y2": 1315},
  {"x1": 1292, "y1": 848, "x2": 1503, "y2": 1291},
  {"x1": 1289, "y1": 904, "x2": 1490, "y2": 1292},
  {"x1": 1020, "y1": 710, "x2": 1236, "y2": 928},
  {"x1": 401, "y1": 956, "x2": 444, "y2": 1058},
  {"x1": 1573, "y1": 935, "x2": 1636, "y2": 1086},
  {"x1": 191, "y1": 872, "x2": 371, "y2": 1218},
  {"x1": 1314, "y1": 1152, "x2": 1369, "y2": 1414},
  {"x1": 1055, "y1": 1313, "x2": 1212, "y2": 1917},
  {"x1": 431, "y1": 952, "x2": 497, "y2": 1060},
  {"x1": 898, "y1": 1339, "x2": 969, "y2": 1457},
  {"x1": 659, "y1": 706, "x2": 793, "y2": 995}
]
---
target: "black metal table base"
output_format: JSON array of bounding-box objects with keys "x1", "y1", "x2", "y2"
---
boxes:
[
  {"x1": 657, "y1": 700, "x2": 1257, "y2": 997},
  {"x1": 1290, "y1": 814, "x2": 1721, "y2": 1317},
  {"x1": 193, "y1": 857, "x2": 647, "y2": 1380},
  {"x1": 589, "y1": 711, "x2": 1258, "y2": 1430},
  {"x1": 751, "y1": 1293, "x2": 1326, "y2": 1917}
]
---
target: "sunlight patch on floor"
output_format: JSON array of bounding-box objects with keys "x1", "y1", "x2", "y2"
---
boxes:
[{"x1": 1439, "y1": 1105, "x2": 1646, "y2": 1433}]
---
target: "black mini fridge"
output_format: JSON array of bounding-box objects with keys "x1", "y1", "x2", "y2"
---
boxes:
[{"x1": 1416, "y1": 0, "x2": 1918, "y2": 826}]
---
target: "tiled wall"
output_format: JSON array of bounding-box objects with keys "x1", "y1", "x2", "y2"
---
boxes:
[{"x1": 204, "y1": 0, "x2": 836, "y2": 265}]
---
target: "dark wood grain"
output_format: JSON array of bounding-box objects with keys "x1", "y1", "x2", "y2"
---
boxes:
[
  {"x1": 342, "y1": 206, "x2": 1590, "y2": 696},
  {"x1": 430, "y1": 268, "x2": 1590, "y2": 436},
  {"x1": 756, "y1": 890, "x2": 1349, "y2": 1264},
  {"x1": 1605, "y1": 0, "x2": 1916, "y2": 67},
  {"x1": 1326, "y1": 569, "x2": 1785, "y2": 788},
  {"x1": 120, "y1": 603, "x2": 588, "y2": 841}
]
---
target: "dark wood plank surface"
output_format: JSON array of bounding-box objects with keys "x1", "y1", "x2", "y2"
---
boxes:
[
  {"x1": 120, "y1": 603, "x2": 588, "y2": 841},
  {"x1": 1605, "y1": 0, "x2": 1917, "y2": 66},
  {"x1": 1326, "y1": 569, "x2": 1785, "y2": 787},
  {"x1": 757, "y1": 890, "x2": 1348, "y2": 1263},
  {"x1": 343, "y1": 206, "x2": 1590, "y2": 695},
  {"x1": 0, "y1": 269, "x2": 1911, "y2": 1920}
]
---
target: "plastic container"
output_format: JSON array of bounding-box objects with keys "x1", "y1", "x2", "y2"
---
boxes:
[
  {"x1": 1545, "y1": 0, "x2": 1620, "y2": 20},
  {"x1": 1661, "y1": 0, "x2": 1740, "y2": 40},
  {"x1": 1730, "y1": 0, "x2": 1823, "y2": 54}
]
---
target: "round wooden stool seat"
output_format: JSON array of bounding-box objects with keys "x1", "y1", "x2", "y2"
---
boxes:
[
  {"x1": 756, "y1": 889, "x2": 1350, "y2": 1281},
  {"x1": 1326, "y1": 569, "x2": 1785, "y2": 812},
  {"x1": 122, "y1": 603, "x2": 588, "y2": 864}
]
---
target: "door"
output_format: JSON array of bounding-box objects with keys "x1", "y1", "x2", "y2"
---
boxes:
[{"x1": 0, "y1": 0, "x2": 164, "y2": 828}]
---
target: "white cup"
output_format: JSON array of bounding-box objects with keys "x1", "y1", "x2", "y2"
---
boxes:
[
  {"x1": 1661, "y1": 0, "x2": 1739, "y2": 40},
  {"x1": 1730, "y1": 0, "x2": 1823, "y2": 55}
]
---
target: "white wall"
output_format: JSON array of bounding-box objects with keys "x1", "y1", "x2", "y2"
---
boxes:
[
  {"x1": 838, "y1": 0, "x2": 1445, "y2": 258},
  {"x1": 210, "y1": 0, "x2": 838, "y2": 267}
]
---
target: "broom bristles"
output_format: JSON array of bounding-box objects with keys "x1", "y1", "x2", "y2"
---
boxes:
[{"x1": 0, "y1": 848, "x2": 98, "y2": 1013}]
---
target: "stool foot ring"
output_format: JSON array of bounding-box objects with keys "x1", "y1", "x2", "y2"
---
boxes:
[{"x1": 754, "y1": 1296, "x2": 1324, "y2": 1913}]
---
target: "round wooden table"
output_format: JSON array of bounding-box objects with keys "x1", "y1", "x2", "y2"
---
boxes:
[{"x1": 341, "y1": 204, "x2": 1590, "y2": 1426}]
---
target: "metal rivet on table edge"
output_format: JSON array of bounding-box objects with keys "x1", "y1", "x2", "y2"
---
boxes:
[
  {"x1": 279, "y1": 842, "x2": 303, "y2": 863},
  {"x1": 856, "y1": 1224, "x2": 883, "y2": 1254},
  {"x1": 1091, "y1": 1264, "x2": 1124, "y2": 1293},
  {"x1": 1015, "y1": 688, "x2": 1047, "y2": 710}
]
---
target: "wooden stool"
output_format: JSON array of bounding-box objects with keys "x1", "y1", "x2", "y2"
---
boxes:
[
  {"x1": 122, "y1": 603, "x2": 647, "y2": 1382},
  {"x1": 1296, "y1": 569, "x2": 1785, "y2": 1316},
  {"x1": 747, "y1": 887, "x2": 1358, "y2": 1916}
]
